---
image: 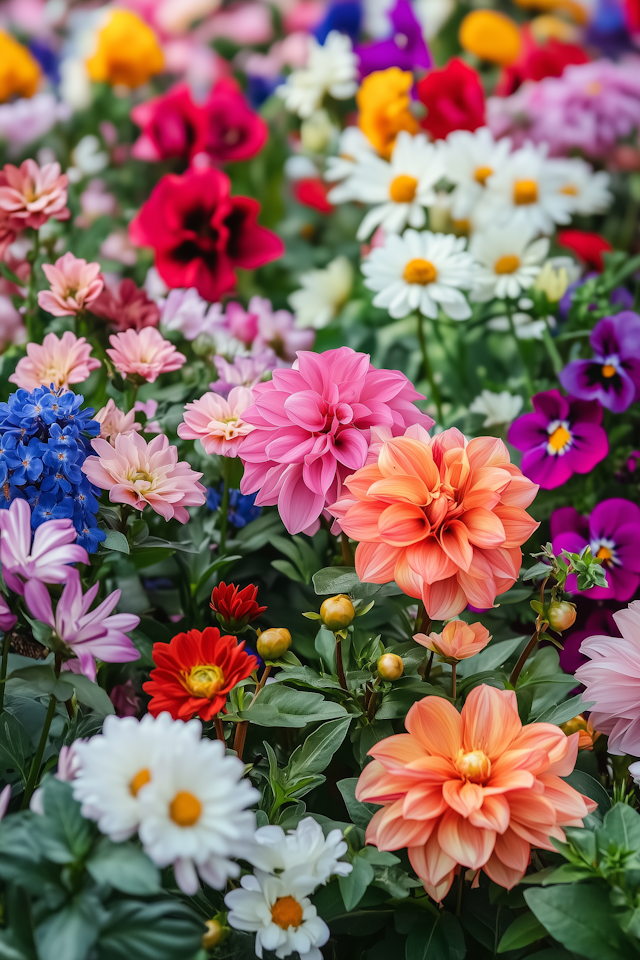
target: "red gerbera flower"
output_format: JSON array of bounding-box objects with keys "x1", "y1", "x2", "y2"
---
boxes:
[
  {"x1": 143, "y1": 627, "x2": 258, "y2": 721},
  {"x1": 558, "y1": 229, "x2": 613, "y2": 272},
  {"x1": 210, "y1": 581, "x2": 267, "y2": 633},
  {"x1": 128, "y1": 166, "x2": 284, "y2": 302},
  {"x1": 416, "y1": 58, "x2": 485, "y2": 142}
]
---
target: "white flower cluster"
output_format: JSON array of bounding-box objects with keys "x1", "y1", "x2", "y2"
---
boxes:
[{"x1": 276, "y1": 31, "x2": 358, "y2": 119}]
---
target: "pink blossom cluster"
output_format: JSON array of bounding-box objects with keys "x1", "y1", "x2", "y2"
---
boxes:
[{"x1": 0, "y1": 159, "x2": 69, "y2": 258}]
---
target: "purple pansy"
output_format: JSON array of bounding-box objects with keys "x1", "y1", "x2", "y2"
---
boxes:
[
  {"x1": 559, "y1": 311, "x2": 640, "y2": 413},
  {"x1": 507, "y1": 390, "x2": 608, "y2": 489},
  {"x1": 551, "y1": 498, "x2": 640, "y2": 601},
  {"x1": 356, "y1": 0, "x2": 431, "y2": 77}
]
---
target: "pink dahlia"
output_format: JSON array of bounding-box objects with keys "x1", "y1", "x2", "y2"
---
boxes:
[
  {"x1": 95, "y1": 399, "x2": 142, "y2": 444},
  {"x1": 9, "y1": 331, "x2": 101, "y2": 392},
  {"x1": 178, "y1": 386, "x2": 255, "y2": 457},
  {"x1": 82, "y1": 432, "x2": 206, "y2": 523},
  {"x1": 0, "y1": 159, "x2": 70, "y2": 229},
  {"x1": 239, "y1": 347, "x2": 433, "y2": 535},
  {"x1": 106, "y1": 327, "x2": 186, "y2": 383},
  {"x1": 91, "y1": 278, "x2": 160, "y2": 332},
  {"x1": 38, "y1": 252, "x2": 104, "y2": 317}
]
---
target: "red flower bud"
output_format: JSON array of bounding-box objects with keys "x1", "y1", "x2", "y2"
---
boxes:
[{"x1": 210, "y1": 582, "x2": 266, "y2": 633}]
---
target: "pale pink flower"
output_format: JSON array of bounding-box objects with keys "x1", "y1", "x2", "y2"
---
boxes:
[
  {"x1": 0, "y1": 159, "x2": 69, "y2": 229},
  {"x1": 249, "y1": 295, "x2": 315, "y2": 362},
  {"x1": 24, "y1": 572, "x2": 140, "y2": 682},
  {"x1": 38, "y1": 252, "x2": 104, "y2": 317},
  {"x1": 9, "y1": 331, "x2": 101, "y2": 391},
  {"x1": 210, "y1": 354, "x2": 272, "y2": 398},
  {"x1": 0, "y1": 294, "x2": 26, "y2": 350},
  {"x1": 95, "y1": 399, "x2": 142, "y2": 444},
  {"x1": 0, "y1": 498, "x2": 88, "y2": 595},
  {"x1": 134, "y1": 399, "x2": 161, "y2": 434},
  {"x1": 76, "y1": 179, "x2": 117, "y2": 228},
  {"x1": 82, "y1": 432, "x2": 206, "y2": 523},
  {"x1": 178, "y1": 386, "x2": 255, "y2": 457},
  {"x1": 100, "y1": 229, "x2": 138, "y2": 266},
  {"x1": 106, "y1": 327, "x2": 186, "y2": 383}
]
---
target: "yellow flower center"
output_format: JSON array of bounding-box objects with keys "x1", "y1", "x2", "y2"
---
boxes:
[
  {"x1": 474, "y1": 165, "x2": 493, "y2": 186},
  {"x1": 456, "y1": 749, "x2": 491, "y2": 783},
  {"x1": 271, "y1": 896, "x2": 304, "y2": 930},
  {"x1": 403, "y1": 258, "x2": 437, "y2": 285},
  {"x1": 602, "y1": 364, "x2": 616, "y2": 378},
  {"x1": 129, "y1": 468, "x2": 154, "y2": 484},
  {"x1": 597, "y1": 545, "x2": 613, "y2": 562},
  {"x1": 182, "y1": 664, "x2": 225, "y2": 700},
  {"x1": 548, "y1": 424, "x2": 571, "y2": 453},
  {"x1": 452, "y1": 218, "x2": 470, "y2": 236},
  {"x1": 170, "y1": 791, "x2": 202, "y2": 827},
  {"x1": 513, "y1": 179, "x2": 538, "y2": 205},
  {"x1": 494, "y1": 254, "x2": 520, "y2": 275},
  {"x1": 586, "y1": 80, "x2": 602, "y2": 95},
  {"x1": 560, "y1": 184, "x2": 578, "y2": 195},
  {"x1": 130, "y1": 768, "x2": 151, "y2": 797},
  {"x1": 389, "y1": 174, "x2": 418, "y2": 203}
]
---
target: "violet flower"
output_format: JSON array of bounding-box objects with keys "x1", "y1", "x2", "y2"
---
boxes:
[
  {"x1": 356, "y1": 0, "x2": 432, "y2": 77},
  {"x1": 508, "y1": 390, "x2": 609, "y2": 489},
  {"x1": 210, "y1": 355, "x2": 273, "y2": 398},
  {"x1": 24, "y1": 572, "x2": 140, "y2": 681},
  {"x1": 559, "y1": 311, "x2": 640, "y2": 413},
  {"x1": 551, "y1": 498, "x2": 640, "y2": 601}
]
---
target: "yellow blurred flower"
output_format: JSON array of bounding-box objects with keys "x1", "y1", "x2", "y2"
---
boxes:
[
  {"x1": 0, "y1": 30, "x2": 41, "y2": 103},
  {"x1": 459, "y1": 10, "x2": 521, "y2": 66},
  {"x1": 530, "y1": 14, "x2": 580, "y2": 42},
  {"x1": 560, "y1": 714, "x2": 601, "y2": 751},
  {"x1": 512, "y1": 0, "x2": 590, "y2": 26},
  {"x1": 534, "y1": 260, "x2": 569, "y2": 301},
  {"x1": 357, "y1": 68, "x2": 419, "y2": 160},
  {"x1": 86, "y1": 10, "x2": 164, "y2": 89}
]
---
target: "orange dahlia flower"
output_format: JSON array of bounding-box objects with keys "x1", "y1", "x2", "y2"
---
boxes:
[
  {"x1": 356, "y1": 685, "x2": 596, "y2": 901},
  {"x1": 415, "y1": 620, "x2": 490, "y2": 661},
  {"x1": 331, "y1": 427, "x2": 539, "y2": 619}
]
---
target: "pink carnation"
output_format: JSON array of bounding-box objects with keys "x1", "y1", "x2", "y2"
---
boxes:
[
  {"x1": 239, "y1": 347, "x2": 433, "y2": 535},
  {"x1": 0, "y1": 159, "x2": 70, "y2": 229},
  {"x1": 106, "y1": 327, "x2": 186, "y2": 383},
  {"x1": 178, "y1": 386, "x2": 255, "y2": 457},
  {"x1": 82, "y1": 432, "x2": 206, "y2": 523},
  {"x1": 9, "y1": 331, "x2": 101, "y2": 391},
  {"x1": 38, "y1": 252, "x2": 104, "y2": 317},
  {"x1": 95, "y1": 399, "x2": 143, "y2": 444}
]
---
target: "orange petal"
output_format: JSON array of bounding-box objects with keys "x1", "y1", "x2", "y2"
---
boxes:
[
  {"x1": 409, "y1": 829, "x2": 457, "y2": 887},
  {"x1": 355, "y1": 540, "x2": 401, "y2": 583},
  {"x1": 539, "y1": 773, "x2": 598, "y2": 824},
  {"x1": 456, "y1": 569, "x2": 497, "y2": 611},
  {"x1": 407, "y1": 538, "x2": 458, "y2": 584},
  {"x1": 406, "y1": 696, "x2": 462, "y2": 759},
  {"x1": 378, "y1": 502, "x2": 430, "y2": 546},
  {"x1": 339, "y1": 500, "x2": 385, "y2": 541},
  {"x1": 344, "y1": 462, "x2": 384, "y2": 499},
  {"x1": 356, "y1": 760, "x2": 406, "y2": 804},
  {"x1": 493, "y1": 505, "x2": 540, "y2": 548},
  {"x1": 491, "y1": 827, "x2": 531, "y2": 872},
  {"x1": 367, "y1": 475, "x2": 432, "y2": 505},
  {"x1": 462, "y1": 686, "x2": 521, "y2": 756},
  {"x1": 466, "y1": 435, "x2": 511, "y2": 469},
  {"x1": 394, "y1": 550, "x2": 425, "y2": 601},
  {"x1": 438, "y1": 808, "x2": 496, "y2": 870},
  {"x1": 369, "y1": 733, "x2": 426, "y2": 770},
  {"x1": 439, "y1": 519, "x2": 473, "y2": 572},
  {"x1": 368, "y1": 801, "x2": 437, "y2": 850},
  {"x1": 442, "y1": 779, "x2": 484, "y2": 818},
  {"x1": 468, "y1": 794, "x2": 510, "y2": 834},
  {"x1": 422, "y1": 576, "x2": 467, "y2": 619},
  {"x1": 403, "y1": 783, "x2": 448, "y2": 821},
  {"x1": 461, "y1": 508, "x2": 506, "y2": 549},
  {"x1": 483, "y1": 845, "x2": 528, "y2": 889},
  {"x1": 378, "y1": 436, "x2": 439, "y2": 486},
  {"x1": 499, "y1": 470, "x2": 538, "y2": 509}
]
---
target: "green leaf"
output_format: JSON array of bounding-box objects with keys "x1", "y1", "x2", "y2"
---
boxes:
[
  {"x1": 599, "y1": 803, "x2": 640, "y2": 852},
  {"x1": 457, "y1": 636, "x2": 526, "y2": 676},
  {"x1": 534, "y1": 694, "x2": 595, "y2": 726},
  {"x1": 0, "y1": 885, "x2": 37, "y2": 960},
  {"x1": 35, "y1": 894, "x2": 99, "y2": 960},
  {"x1": 0, "y1": 711, "x2": 32, "y2": 780},
  {"x1": 287, "y1": 717, "x2": 351, "y2": 780},
  {"x1": 405, "y1": 915, "x2": 449, "y2": 960},
  {"x1": 338, "y1": 855, "x2": 374, "y2": 910},
  {"x1": 96, "y1": 900, "x2": 205, "y2": 960},
  {"x1": 525, "y1": 884, "x2": 635, "y2": 960},
  {"x1": 34, "y1": 779, "x2": 95, "y2": 864},
  {"x1": 562, "y1": 770, "x2": 611, "y2": 815},
  {"x1": 100, "y1": 530, "x2": 129, "y2": 555},
  {"x1": 337, "y1": 778, "x2": 378, "y2": 830},
  {"x1": 7, "y1": 665, "x2": 74, "y2": 701},
  {"x1": 312, "y1": 566, "x2": 381, "y2": 599},
  {"x1": 67, "y1": 673, "x2": 115, "y2": 716},
  {"x1": 0, "y1": 262, "x2": 25, "y2": 286},
  {"x1": 240, "y1": 683, "x2": 348, "y2": 727},
  {"x1": 498, "y1": 911, "x2": 547, "y2": 952},
  {"x1": 87, "y1": 837, "x2": 161, "y2": 894}
]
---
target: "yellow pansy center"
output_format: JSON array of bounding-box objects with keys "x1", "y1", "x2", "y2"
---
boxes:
[
  {"x1": 494, "y1": 254, "x2": 520, "y2": 275},
  {"x1": 513, "y1": 179, "x2": 538, "y2": 205},
  {"x1": 182, "y1": 664, "x2": 225, "y2": 700},
  {"x1": 170, "y1": 791, "x2": 202, "y2": 827},
  {"x1": 130, "y1": 768, "x2": 151, "y2": 797},
  {"x1": 389, "y1": 174, "x2": 418, "y2": 203},
  {"x1": 602, "y1": 364, "x2": 616, "y2": 378},
  {"x1": 596, "y1": 545, "x2": 613, "y2": 563},
  {"x1": 456, "y1": 749, "x2": 491, "y2": 784},
  {"x1": 548, "y1": 424, "x2": 571, "y2": 453},
  {"x1": 474, "y1": 165, "x2": 493, "y2": 186},
  {"x1": 271, "y1": 896, "x2": 304, "y2": 930},
  {"x1": 403, "y1": 258, "x2": 437, "y2": 285}
]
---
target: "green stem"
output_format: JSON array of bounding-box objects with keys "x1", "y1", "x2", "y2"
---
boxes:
[
  {"x1": 335, "y1": 636, "x2": 347, "y2": 691},
  {"x1": 219, "y1": 457, "x2": 231, "y2": 557},
  {"x1": 506, "y1": 301, "x2": 534, "y2": 401},
  {"x1": 416, "y1": 313, "x2": 443, "y2": 423},
  {"x1": 451, "y1": 662, "x2": 457, "y2": 700},
  {"x1": 341, "y1": 533, "x2": 354, "y2": 566},
  {"x1": 21, "y1": 694, "x2": 56, "y2": 809},
  {"x1": 542, "y1": 320, "x2": 564, "y2": 377},
  {"x1": 0, "y1": 629, "x2": 11, "y2": 713},
  {"x1": 509, "y1": 628, "x2": 539, "y2": 687},
  {"x1": 124, "y1": 380, "x2": 139, "y2": 414},
  {"x1": 25, "y1": 229, "x2": 41, "y2": 343}
]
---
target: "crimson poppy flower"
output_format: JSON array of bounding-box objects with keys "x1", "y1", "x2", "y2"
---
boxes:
[
  {"x1": 131, "y1": 83, "x2": 205, "y2": 162},
  {"x1": 129, "y1": 167, "x2": 284, "y2": 301},
  {"x1": 293, "y1": 177, "x2": 334, "y2": 213},
  {"x1": 416, "y1": 58, "x2": 485, "y2": 142},
  {"x1": 210, "y1": 581, "x2": 267, "y2": 632},
  {"x1": 495, "y1": 26, "x2": 589, "y2": 96},
  {"x1": 558, "y1": 229, "x2": 613, "y2": 272},
  {"x1": 144, "y1": 627, "x2": 258, "y2": 721}
]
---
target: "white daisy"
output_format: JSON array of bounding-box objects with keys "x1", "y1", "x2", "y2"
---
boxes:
[
  {"x1": 72, "y1": 713, "x2": 201, "y2": 842},
  {"x1": 362, "y1": 229, "x2": 476, "y2": 321},
  {"x1": 247, "y1": 818, "x2": 352, "y2": 883},
  {"x1": 289, "y1": 255, "x2": 353, "y2": 329},
  {"x1": 476, "y1": 142, "x2": 573, "y2": 235},
  {"x1": 325, "y1": 126, "x2": 376, "y2": 204},
  {"x1": 225, "y1": 871, "x2": 330, "y2": 960},
  {"x1": 137, "y1": 734, "x2": 259, "y2": 895},
  {"x1": 554, "y1": 158, "x2": 613, "y2": 216},
  {"x1": 470, "y1": 225, "x2": 549, "y2": 301},
  {"x1": 443, "y1": 127, "x2": 512, "y2": 222},
  {"x1": 353, "y1": 132, "x2": 445, "y2": 240},
  {"x1": 276, "y1": 31, "x2": 358, "y2": 119},
  {"x1": 469, "y1": 389, "x2": 523, "y2": 426}
]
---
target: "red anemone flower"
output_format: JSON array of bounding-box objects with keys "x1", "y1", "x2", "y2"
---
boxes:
[
  {"x1": 210, "y1": 581, "x2": 267, "y2": 632},
  {"x1": 495, "y1": 26, "x2": 589, "y2": 96},
  {"x1": 558, "y1": 229, "x2": 613, "y2": 272},
  {"x1": 416, "y1": 58, "x2": 485, "y2": 142}
]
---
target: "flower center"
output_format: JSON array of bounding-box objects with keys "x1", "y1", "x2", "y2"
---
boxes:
[
  {"x1": 547, "y1": 422, "x2": 572, "y2": 454},
  {"x1": 456, "y1": 749, "x2": 491, "y2": 783},
  {"x1": 597, "y1": 546, "x2": 612, "y2": 562},
  {"x1": 474, "y1": 165, "x2": 493, "y2": 186},
  {"x1": 271, "y1": 895, "x2": 304, "y2": 930},
  {"x1": 130, "y1": 768, "x2": 151, "y2": 796},
  {"x1": 389, "y1": 174, "x2": 418, "y2": 203},
  {"x1": 602, "y1": 364, "x2": 617, "y2": 378},
  {"x1": 560, "y1": 184, "x2": 578, "y2": 195},
  {"x1": 170, "y1": 790, "x2": 202, "y2": 827},
  {"x1": 586, "y1": 80, "x2": 602, "y2": 95},
  {"x1": 129, "y1": 468, "x2": 154, "y2": 484},
  {"x1": 591, "y1": 537, "x2": 617, "y2": 567},
  {"x1": 403, "y1": 258, "x2": 437, "y2": 285},
  {"x1": 513, "y1": 179, "x2": 538, "y2": 205},
  {"x1": 494, "y1": 254, "x2": 520, "y2": 275},
  {"x1": 183, "y1": 663, "x2": 225, "y2": 699}
]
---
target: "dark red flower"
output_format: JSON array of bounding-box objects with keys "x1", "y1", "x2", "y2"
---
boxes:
[
  {"x1": 293, "y1": 177, "x2": 335, "y2": 213},
  {"x1": 495, "y1": 26, "x2": 589, "y2": 96},
  {"x1": 416, "y1": 58, "x2": 485, "y2": 141},
  {"x1": 91, "y1": 278, "x2": 160, "y2": 331},
  {"x1": 210, "y1": 581, "x2": 267, "y2": 632},
  {"x1": 131, "y1": 83, "x2": 205, "y2": 162},
  {"x1": 144, "y1": 627, "x2": 258, "y2": 721},
  {"x1": 128, "y1": 167, "x2": 284, "y2": 301},
  {"x1": 558, "y1": 229, "x2": 613, "y2": 272}
]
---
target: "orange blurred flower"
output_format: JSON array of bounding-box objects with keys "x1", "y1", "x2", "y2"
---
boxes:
[
  {"x1": 87, "y1": 10, "x2": 164, "y2": 89},
  {"x1": 560, "y1": 714, "x2": 601, "y2": 751},
  {"x1": 415, "y1": 620, "x2": 490, "y2": 662},
  {"x1": 0, "y1": 30, "x2": 40, "y2": 103},
  {"x1": 356, "y1": 685, "x2": 596, "y2": 900},
  {"x1": 331, "y1": 426, "x2": 539, "y2": 620},
  {"x1": 357, "y1": 68, "x2": 419, "y2": 159},
  {"x1": 459, "y1": 11, "x2": 522, "y2": 66}
]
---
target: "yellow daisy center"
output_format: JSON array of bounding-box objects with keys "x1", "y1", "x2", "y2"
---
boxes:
[
  {"x1": 602, "y1": 364, "x2": 616, "y2": 378},
  {"x1": 494, "y1": 254, "x2": 520, "y2": 275},
  {"x1": 389, "y1": 174, "x2": 418, "y2": 203},
  {"x1": 271, "y1": 896, "x2": 304, "y2": 930},
  {"x1": 456, "y1": 749, "x2": 491, "y2": 783},
  {"x1": 560, "y1": 184, "x2": 578, "y2": 195},
  {"x1": 170, "y1": 791, "x2": 202, "y2": 827},
  {"x1": 182, "y1": 664, "x2": 225, "y2": 700},
  {"x1": 548, "y1": 424, "x2": 571, "y2": 453},
  {"x1": 474, "y1": 165, "x2": 493, "y2": 186},
  {"x1": 403, "y1": 258, "x2": 437, "y2": 285},
  {"x1": 513, "y1": 179, "x2": 538, "y2": 205},
  {"x1": 130, "y1": 768, "x2": 151, "y2": 797}
]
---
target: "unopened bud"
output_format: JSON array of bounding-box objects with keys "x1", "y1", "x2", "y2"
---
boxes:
[
  {"x1": 547, "y1": 600, "x2": 577, "y2": 632},
  {"x1": 320, "y1": 594, "x2": 355, "y2": 631},
  {"x1": 202, "y1": 918, "x2": 227, "y2": 949},
  {"x1": 256, "y1": 627, "x2": 292, "y2": 660},
  {"x1": 377, "y1": 653, "x2": 404, "y2": 681}
]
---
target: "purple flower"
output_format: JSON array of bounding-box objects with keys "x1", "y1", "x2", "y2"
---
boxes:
[
  {"x1": 559, "y1": 312, "x2": 640, "y2": 413},
  {"x1": 0, "y1": 596, "x2": 16, "y2": 633},
  {"x1": 551, "y1": 498, "x2": 640, "y2": 601},
  {"x1": 24, "y1": 572, "x2": 140, "y2": 681},
  {"x1": 0, "y1": 498, "x2": 87, "y2": 595},
  {"x1": 210, "y1": 355, "x2": 272, "y2": 398},
  {"x1": 507, "y1": 390, "x2": 608, "y2": 489},
  {"x1": 110, "y1": 679, "x2": 140, "y2": 717},
  {"x1": 356, "y1": 0, "x2": 431, "y2": 77}
]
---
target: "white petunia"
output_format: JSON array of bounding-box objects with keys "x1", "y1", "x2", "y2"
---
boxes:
[
  {"x1": 289, "y1": 256, "x2": 354, "y2": 329},
  {"x1": 325, "y1": 126, "x2": 376, "y2": 204},
  {"x1": 226, "y1": 871, "x2": 330, "y2": 960},
  {"x1": 276, "y1": 31, "x2": 358, "y2": 119},
  {"x1": 469, "y1": 389, "x2": 523, "y2": 426},
  {"x1": 362, "y1": 229, "x2": 476, "y2": 321},
  {"x1": 443, "y1": 126, "x2": 512, "y2": 223},
  {"x1": 470, "y1": 225, "x2": 549, "y2": 301},
  {"x1": 247, "y1": 818, "x2": 352, "y2": 883},
  {"x1": 554, "y1": 158, "x2": 613, "y2": 216},
  {"x1": 352, "y1": 132, "x2": 445, "y2": 240}
]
